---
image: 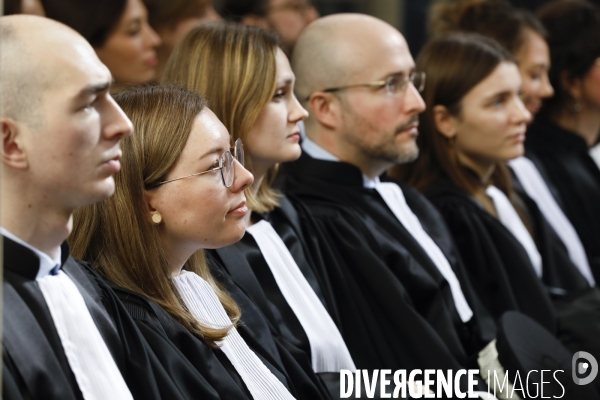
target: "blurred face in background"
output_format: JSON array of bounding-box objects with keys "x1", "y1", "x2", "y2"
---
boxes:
[
  {"x1": 95, "y1": 0, "x2": 161, "y2": 85},
  {"x1": 516, "y1": 29, "x2": 554, "y2": 116}
]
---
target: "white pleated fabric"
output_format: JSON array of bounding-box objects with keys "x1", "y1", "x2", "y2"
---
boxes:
[
  {"x1": 172, "y1": 271, "x2": 296, "y2": 400},
  {"x1": 37, "y1": 271, "x2": 133, "y2": 400},
  {"x1": 375, "y1": 182, "x2": 473, "y2": 323},
  {"x1": 590, "y1": 143, "x2": 600, "y2": 171},
  {"x1": 509, "y1": 157, "x2": 594, "y2": 286},
  {"x1": 485, "y1": 185, "x2": 543, "y2": 278},
  {"x1": 247, "y1": 220, "x2": 356, "y2": 373}
]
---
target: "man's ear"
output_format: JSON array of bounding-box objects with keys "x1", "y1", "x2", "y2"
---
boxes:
[
  {"x1": 240, "y1": 14, "x2": 270, "y2": 30},
  {"x1": 2, "y1": 118, "x2": 28, "y2": 169},
  {"x1": 307, "y1": 92, "x2": 342, "y2": 130},
  {"x1": 432, "y1": 105, "x2": 457, "y2": 140}
]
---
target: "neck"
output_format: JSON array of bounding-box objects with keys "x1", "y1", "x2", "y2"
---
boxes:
[
  {"x1": 553, "y1": 107, "x2": 600, "y2": 148},
  {"x1": 457, "y1": 153, "x2": 495, "y2": 185},
  {"x1": 1, "y1": 179, "x2": 71, "y2": 259},
  {"x1": 308, "y1": 131, "x2": 387, "y2": 179},
  {"x1": 244, "y1": 171, "x2": 266, "y2": 227},
  {"x1": 163, "y1": 237, "x2": 197, "y2": 278}
]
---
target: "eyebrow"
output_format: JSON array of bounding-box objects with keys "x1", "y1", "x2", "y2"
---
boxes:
[
  {"x1": 277, "y1": 78, "x2": 294, "y2": 86},
  {"x1": 199, "y1": 146, "x2": 225, "y2": 160}
]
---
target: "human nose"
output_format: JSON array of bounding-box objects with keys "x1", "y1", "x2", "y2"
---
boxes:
[
  {"x1": 513, "y1": 96, "x2": 532, "y2": 125},
  {"x1": 102, "y1": 96, "x2": 133, "y2": 140},
  {"x1": 540, "y1": 73, "x2": 554, "y2": 99},
  {"x1": 403, "y1": 82, "x2": 426, "y2": 115},
  {"x1": 230, "y1": 159, "x2": 254, "y2": 192},
  {"x1": 143, "y1": 22, "x2": 162, "y2": 48},
  {"x1": 289, "y1": 93, "x2": 309, "y2": 123}
]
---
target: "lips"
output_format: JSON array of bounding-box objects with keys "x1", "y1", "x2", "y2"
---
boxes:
[
  {"x1": 101, "y1": 152, "x2": 122, "y2": 173},
  {"x1": 228, "y1": 199, "x2": 248, "y2": 216}
]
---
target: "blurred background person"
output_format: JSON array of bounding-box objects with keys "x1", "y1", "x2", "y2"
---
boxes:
[
  {"x1": 3, "y1": 0, "x2": 45, "y2": 15},
  {"x1": 42, "y1": 0, "x2": 161, "y2": 88},
  {"x1": 526, "y1": 0, "x2": 600, "y2": 282},
  {"x1": 143, "y1": 0, "x2": 221, "y2": 77},
  {"x1": 220, "y1": 0, "x2": 318, "y2": 52},
  {"x1": 428, "y1": 0, "x2": 596, "y2": 292},
  {"x1": 395, "y1": 35, "x2": 600, "y2": 385}
]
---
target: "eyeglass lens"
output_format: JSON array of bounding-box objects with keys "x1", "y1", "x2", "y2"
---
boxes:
[{"x1": 222, "y1": 151, "x2": 234, "y2": 188}]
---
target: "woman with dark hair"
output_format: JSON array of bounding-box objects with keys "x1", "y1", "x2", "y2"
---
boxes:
[
  {"x1": 42, "y1": 0, "x2": 161, "y2": 86},
  {"x1": 427, "y1": 0, "x2": 597, "y2": 285},
  {"x1": 526, "y1": 0, "x2": 600, "y2": 282},
  {"x1": 69, "y1": 84, "x2": 328, "y2": 399},
  {"x1": 395, "y1": 33, "x2": 591, "y2": 335}
]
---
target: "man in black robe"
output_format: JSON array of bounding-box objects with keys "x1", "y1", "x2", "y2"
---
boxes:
[
  {"x1": 284, "y1": 13, "x2": 499, "y2": 379},
  {"x1": 0, "y1": 15, "x2": 205, "y2": 400}
]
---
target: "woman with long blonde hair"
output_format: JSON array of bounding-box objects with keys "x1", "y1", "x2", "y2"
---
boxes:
[
  {"x1": 163, "y1": 22, "x2": 357, "y2": 395},
  {"x1": 69, "y1": 83, "x2": 324, "y2": 399}
]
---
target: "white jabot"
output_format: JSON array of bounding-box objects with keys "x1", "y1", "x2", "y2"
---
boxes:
[
  {"x1": 38, "y1": 271, "x2": 133, "y2": 400},
  {"x1": 1, "y1": 227, "x2": 61, "y2": 279},
  {"x1": 509, "y1": 157, "x2": 594, "y2": 286},
  {"x1": 173, "y1": 271, "x2": 296, "y2": 400},
  {"x1": 247, "y1": 220, "x2": 356, "y2": 373},
  {"x1": 485, "y1": 185, "x2": 543, "y2": 278},
  {"x1": 374, "y1": 183, "x2": 474, "y2": 323},
  {"x1": 591, "y1": 143, "x2": 600, "y2": 171}
]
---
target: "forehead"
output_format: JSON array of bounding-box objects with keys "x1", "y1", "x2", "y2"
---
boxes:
[
  {"x1": 275, "y1": 48, "x2": 294, "y2": 80},
  {"x1": 43, "y1": 40, "x2": 112, "y2": 100},
  {"x1": 466, "y1": 62, "x2": 522, "y2": 99},
  {"x1": 349, "y1": 29, "x2": 414, "y2": 80},
  {"x1": 185, "y1": 109, "x2": 230, "y2": 153}
]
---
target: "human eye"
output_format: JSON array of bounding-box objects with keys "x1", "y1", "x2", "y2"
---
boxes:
[
  {"x1": 127, "y1": 21, "x2": 141, "y2": 36},
  {"x1": 273, "y1": 88, "x2": 286, "y2": 100}
]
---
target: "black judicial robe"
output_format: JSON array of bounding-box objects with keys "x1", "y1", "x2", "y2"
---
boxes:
[
  {"x1": 114, "y1": 260, "x2": 332, "y2": 400},
  {"x1": 2, "y1": 236, "x2": 187, "y2": 400},
  {"x1": 208, "y1": 196, "x2": 345, "y2": 398},
  {"x1": 207, "y1": 255, "x2": 335, "y2": 400},
  {"x1": 424, "y1": 177, "x2": 590, "y2": 332},
  {"x1": 526, "y1": 118, "x2": 600, "y2": 282},
  {"x1": 283, "y1": 153, "x2": 496, "y2": 374}
]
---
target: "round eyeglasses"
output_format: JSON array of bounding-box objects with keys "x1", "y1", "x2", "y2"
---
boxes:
[
  {"x1": 149, "y1": 138, "x2": 244, "y2": 189},
  {"x1": 318, "y1": 71, "x2": 426, "y2": 99}
]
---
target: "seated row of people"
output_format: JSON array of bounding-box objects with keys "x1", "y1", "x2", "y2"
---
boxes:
[{"x1": 3, "y1": 0, "x2": 600, "y2": 398}]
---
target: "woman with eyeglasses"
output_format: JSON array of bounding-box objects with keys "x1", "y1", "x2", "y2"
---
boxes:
[
  {"x1": 162, "y1": 22, "x2": 359, "y2": 397},
  {"x1": 68, "y1": 84, "x2": 326, "y2": 400},
  {"x1": 393, "y1": 33, "x2": 592, "y2": 342}
]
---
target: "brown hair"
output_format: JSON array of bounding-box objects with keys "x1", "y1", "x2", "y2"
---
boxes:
[
  {"x1": 144, "y1": 0, "x2": 209, "y2": 30},
  {"x1": 392, "y1": 34, "x2": 517, "y2": 212},
  {"x1": 537, "y1": 0, "x2": 600, "y2": 118},
  {"x1": 70, "y1": 84, "x2": 240, "y2": 344},
  {"x1": 162, "y1": 22, "x2": 281, "y2": 213},
  {"x1": 429, "y1": 0, "x2": 546, "y2": 56}
]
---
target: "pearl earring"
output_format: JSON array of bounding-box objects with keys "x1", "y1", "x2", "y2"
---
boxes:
[{"x1": 151, "y1": 213, "x2": 162, "y2": 224}]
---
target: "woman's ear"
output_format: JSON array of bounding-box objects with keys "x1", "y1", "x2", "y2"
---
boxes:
[
  {"x1": 432, "y1": 105, "x2": 457, "y2": 140},
  {"x1": 144, "y1": 189, "x2": 163, "y2": 224},
  {"x1": 560, "y1": 70, "x2": 583, "y2": 104}
]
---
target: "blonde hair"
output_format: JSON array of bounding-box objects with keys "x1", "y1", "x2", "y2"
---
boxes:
[
  {"x1": 163, "y1": 22, "x2": 281, "y2": 213},
  {"x1": 70, "y1": 84, "x2": 240, "y2": 344}
]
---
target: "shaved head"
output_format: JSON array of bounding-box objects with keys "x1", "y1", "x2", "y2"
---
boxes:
[
  {"x1": 292, "y1": 14, "x2": 408, "y2": 104},
  {"x1": 291, "y1": 13, "x2": 425, "y2": 178},
  {"x1": 0, "y1": 15, "x2": 103, "y2": 128}
]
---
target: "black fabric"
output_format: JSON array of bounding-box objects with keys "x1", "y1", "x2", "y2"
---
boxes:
[
  {"x1": 425, "y1": 179, "x2": 559, "y2": 332},
  {"x1": 283, "y1": 153, "x2": 496, "y2": 381},
  {"x1": 206, "y1": 253, "x2": 335, "y2": 399},
  {"x1": 209, "y1": 195, "x2": 345, "y2": 398},
  {"x1": 2, "y1": 236, "x2": 186, "y2": 400},
  {"x1": 526, "y1": 118, "x2": 600, "y2": 282},
  {"x1": 111, "y1": 285, "x2": 254, "y2": 400}
]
